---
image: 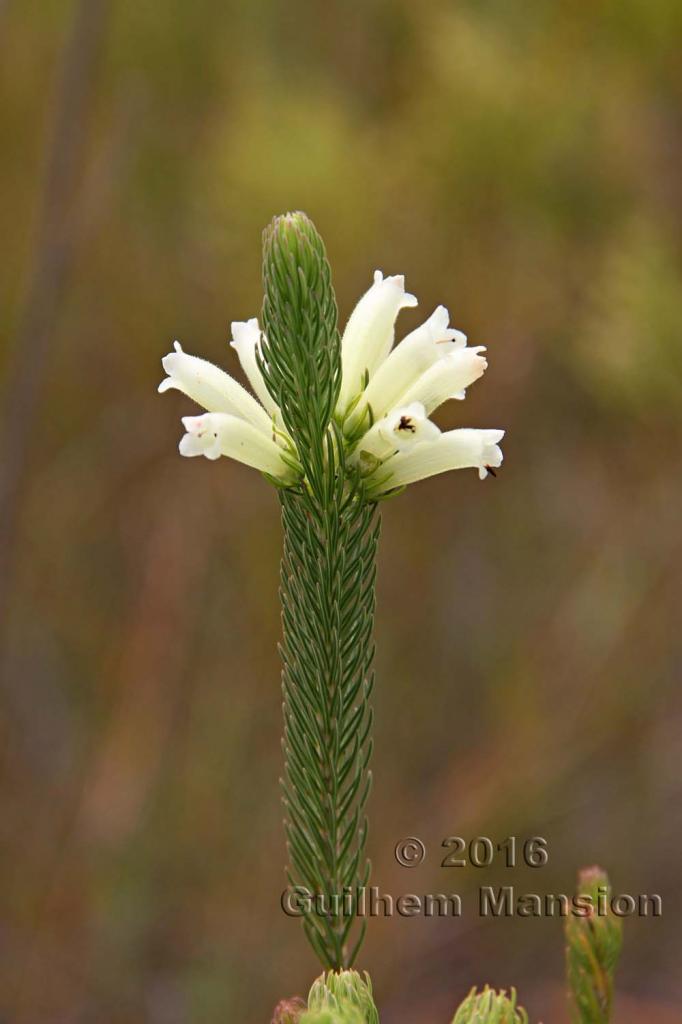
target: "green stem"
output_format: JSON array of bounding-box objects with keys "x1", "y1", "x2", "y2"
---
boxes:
[
  {"x1": 279, "y1": 474, "x2": 378, "y2": 967},
  {"x1": 262, "y1": 213, "x2": 377, "y2": 968}
]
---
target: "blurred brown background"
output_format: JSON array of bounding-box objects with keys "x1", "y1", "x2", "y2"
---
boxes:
[{"x1": 1, "y1": 1, "x2": 681, "y2": 1021}]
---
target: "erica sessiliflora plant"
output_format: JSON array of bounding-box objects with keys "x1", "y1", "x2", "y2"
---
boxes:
[
  {"x1": 158, "y1": 212, "x2": 632, "y2": 1024},
  {"x1": 158, "y1": 211, "x2": 503, "y2": 971}
]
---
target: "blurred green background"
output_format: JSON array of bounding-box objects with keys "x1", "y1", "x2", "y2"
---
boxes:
[{"x1": 1, "y1": 1, "x2": 681, "y2": 1021}]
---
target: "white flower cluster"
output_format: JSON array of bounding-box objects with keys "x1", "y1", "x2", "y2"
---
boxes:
[{"x1": 158, "y1": 272, "x2": 504, "y2": 491}]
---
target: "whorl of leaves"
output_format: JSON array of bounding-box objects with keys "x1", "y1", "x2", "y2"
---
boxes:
[
  {"x1": 262, "y1": 213, "x2": 378, "y2": 969},
  {"x1": 565, "y1": 867, "x2": 623, "y2": 1024}
]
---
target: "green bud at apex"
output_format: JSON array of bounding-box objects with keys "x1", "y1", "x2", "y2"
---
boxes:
[
  {"x1": 565, "y1": 867, "x2": 623, "y2": 1024},
  {"x1": 451, "y1": 986, "x2": 528, "y2": 1024},
  {"x1": 261, "y1": 211, "x2": 341, "y2": 492},
  {"x1": 303, "y1": 971, "x2": 379, "y2": 1024}
]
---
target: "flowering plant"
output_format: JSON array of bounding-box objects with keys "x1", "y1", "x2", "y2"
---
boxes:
[{"x1": 159, "y1": 213, "x2": 621, "y2": 1024}]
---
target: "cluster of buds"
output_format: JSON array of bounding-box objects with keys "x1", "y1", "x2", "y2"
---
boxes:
[{"x1": 159, "y1": 213, "x2": 503, "y2": 495}]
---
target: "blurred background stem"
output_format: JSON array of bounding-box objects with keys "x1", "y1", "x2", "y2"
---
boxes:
[{"x1": 0, "y1": 0, "x2": 110, "y2": 644}]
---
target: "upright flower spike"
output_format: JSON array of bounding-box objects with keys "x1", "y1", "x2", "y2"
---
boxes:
[
  {"x1": 565, "y1": 867, "x2": 623, "y2": 1024},
  {"x1": 158, "y1": 211, "x2": 505, "y2": 980},
  {"x1": 159, "y1": 216, "x2": 503, "y2": 494}
]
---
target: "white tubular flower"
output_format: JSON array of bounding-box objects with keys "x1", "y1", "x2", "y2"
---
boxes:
[
  {"x1": 397, "y1": 346, "x2": 488, "y2": 415},
  {"x1": 179, "y1": 413, "x2": 297, "y2": 481},
  {"x1": 161, "y1": 256, "x2": 504, "y2": 493},
  {"x1": 338, "y1": 270, "x2": 417, "y2": 415},
  {"x1": 359, "y1": 305, "x2": 466, "y2": 421},
  {"x1": 367, "y1": 428, "x2": 505, "y2": 492},
  {"x1": 229, "y1": 318, "x2": 280, "y2": 420},
  {"x1": 159, "y1": 341, "x2": 273, "y2": 435},
  {"x1": 355, "y1": 402, "x2": 441, "y2": 463}
]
